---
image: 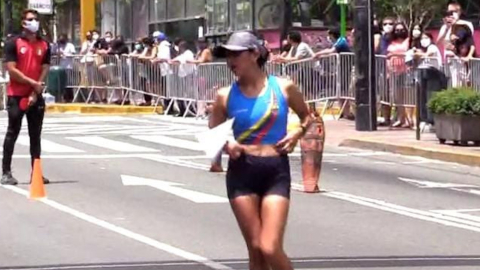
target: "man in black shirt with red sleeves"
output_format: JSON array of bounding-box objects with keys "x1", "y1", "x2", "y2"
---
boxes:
[{"x1": 1, "y1": 9, "x2": 51, "y2": 185}]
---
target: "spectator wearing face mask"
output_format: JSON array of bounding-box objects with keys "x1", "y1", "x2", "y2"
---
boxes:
[
  {"x1": 95, "y1": 31, "x2": 113, "y2": 55},
  {"x1": 410, "y1": 24, "x2": 423, "y2": 50},
  {"x1": 55, "y1": 34, "x2": 76, "y2": 69},
  {"x1": 437, "y1": 2, "x2": 474, "y2": 51},
  {"x1": 313, "y1": 27, "x2": 350, "y2": 58},
  {"x1": 80, "y1": 30, "x2": 98, "y2": 94},
  {"x1": 377, "y1": 17, "x2": 395, "y2": 55},
  {"x1": 417, "y1": 33, "x2": 443, "y2": 67},
  {"x1": 387, "y1": 22, "x2": 412, "y2": 129}
]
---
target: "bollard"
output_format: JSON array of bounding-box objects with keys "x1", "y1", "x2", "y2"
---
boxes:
[{"x1": 300, "y1": 110, "x2": 325, "y2": 193}]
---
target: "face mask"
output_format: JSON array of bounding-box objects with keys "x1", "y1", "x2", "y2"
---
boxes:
[
  {"x1": 93, "y1": 34, "x2": 99, "y2": 40},
  {"x1": 24, "y1": 19, "x2": 39, "y2": 33},
  {"x1": 395, "y1": 29, "x2": 408, "y2": 39},
  {"x1": 452, "y1": 12, "x2": 459, "y2": 20},
  {"x1": 420, "y1": 39, "x2": 431, "y2": 48},
  {"x1": 383, "y1": 25, "x2": 393, "y2": 33},
  {"x1": 412, "y1": 30, "x2": 421, "y2": 38},
  {"x1": 105, "y1": 37, "x2": 112, "y2": 43}
]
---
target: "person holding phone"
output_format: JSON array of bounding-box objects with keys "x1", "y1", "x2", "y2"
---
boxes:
[{"x1": 1, "y1": 9, "x2": 51, "y2": 185}]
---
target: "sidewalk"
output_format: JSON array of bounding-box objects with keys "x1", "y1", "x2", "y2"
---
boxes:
[
  {"x1": 325, "y1": 120, "x2": 480, "y2": 167},
  {"x1": 46, "y1": 103, "x2": 163, "y2": 114}
]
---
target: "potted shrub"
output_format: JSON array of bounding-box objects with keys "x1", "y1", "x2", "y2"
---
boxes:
[{"x1": 427, "y1": 87, "x2": 480, "y2": 146}]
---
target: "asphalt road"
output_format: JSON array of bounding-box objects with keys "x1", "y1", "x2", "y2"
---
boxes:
[{"x1": 1, "y1": 114, "x2": 480, "y2": 270}]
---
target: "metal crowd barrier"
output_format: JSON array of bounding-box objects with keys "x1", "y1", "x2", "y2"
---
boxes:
[
  {"x1": 2, "y1": 53, "x2": 480, "y2": 117},
  {"x1": 471, "y1": 58, "x2": 480, "y2": 91}
]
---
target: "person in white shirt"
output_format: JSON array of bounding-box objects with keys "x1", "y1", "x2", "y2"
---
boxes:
[
  {"x1": 150, "y1": 31, "x2": 172, "y2": 109},
  {"x1": 418, "y1": 33, "x2": 443, "y2": 68},
  {"x1": 273, "y1": 31, "x2": 314, "y2": 63},
  {"x1": 436, "y1": 2, "x2": 474, "y2": 54},
  {"x1": 171, "y1": 40, "x2": 195, "y2": 77},
  {"x1": 55, "y1": 34, "x2": 76, "y2": 69}
]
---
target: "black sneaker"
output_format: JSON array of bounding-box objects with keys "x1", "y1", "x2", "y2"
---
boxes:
[
  {"x1": 29, "y1": 176, "x2": 50, "y2": 185},
  {"x1": 42, "y1": 176, "x2": 50, "y2": 185},
  {"x1": 1, "y1": 172, "x2": 19, "y2": 185}
]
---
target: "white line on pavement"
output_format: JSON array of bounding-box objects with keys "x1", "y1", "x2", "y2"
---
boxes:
[
  {"x1": 323, "y1": 191, "x2": 480, "y2": 232},
  {"x1": 131, "y1": 135, "x2": 204, "y2": 151},
  {"x1": 67, "y1": 136, "x2": 159, "y2": 153},
  {"x1": 431, "y1": 210, "x2": 480, "y2": 223},
  {"x1": 16, "y1": 136, "x2": 84, "y2": 153},
  {"x1": 0, "y1": 185, "x2": 233, "y2": 270}
]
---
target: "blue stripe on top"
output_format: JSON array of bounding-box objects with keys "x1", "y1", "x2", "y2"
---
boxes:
[{"x1": 226, "y1": 75, "x2": 288, "y2": 145}]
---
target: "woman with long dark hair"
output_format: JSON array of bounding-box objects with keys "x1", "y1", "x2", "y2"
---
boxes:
[
  {"x1": 209, "y1": 31, "x2": 312, "y2": 270},
  {"x1": 387, "y1": 22, "x2": 412, "y2": 128}
]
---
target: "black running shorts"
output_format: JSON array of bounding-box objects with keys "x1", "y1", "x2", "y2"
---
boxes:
[{"x1": 226, "y1": 154, "x2": 291, "y2": 199}]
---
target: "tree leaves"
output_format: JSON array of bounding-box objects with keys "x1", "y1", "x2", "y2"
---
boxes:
[{"x1": 374, "y1": 0, "x2": 448, "y2": 28}]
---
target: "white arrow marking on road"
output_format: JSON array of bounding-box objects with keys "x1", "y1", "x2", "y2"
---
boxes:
[
  {"x1": 398, "y1": 177, "x2": 479, "y2": 189},
  {"x1": 121, "y1": 175, "x2": 229, "y2": 204}
]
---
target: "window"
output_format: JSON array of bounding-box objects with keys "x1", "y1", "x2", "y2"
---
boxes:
[
  {"x1": 207, "y1": 0, "x2": 229, "y2": 34},
  {"x1": 133, "y1": 0, "x2": 149, "y2": 39},
  {"x1": 233, "y1": 0, "x2": 252, "y2": 30},
  {"x1": 255, "y1": 0, "x2": 282, "y2": 29},
  {"x1": 149, "y1": 0, "x2": 166, "y2": 22},
  {"x1": 186, "y1": 0, "x2": 206, "y2": 17},
  {"x1": 167, "y1": 0, "x2": 186, "y2": 19},
  {"x1": 206, "y1": 0, "x2": 215, "y2": 33},
  {"x1": 101, "y1": 0, "x2": 116, "y2": 33},
  {"x1": 116, "y1": 0, "x2": 133, "y2": 40}
]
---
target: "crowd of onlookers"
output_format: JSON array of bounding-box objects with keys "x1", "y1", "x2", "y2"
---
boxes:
[{"x1": 45, "y1": 1, "x2": 477, "y2": 123}]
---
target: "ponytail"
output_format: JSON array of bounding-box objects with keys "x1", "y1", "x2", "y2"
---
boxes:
[{"x1": 256, "y1": 43, "x2": 269, "y2": 68}]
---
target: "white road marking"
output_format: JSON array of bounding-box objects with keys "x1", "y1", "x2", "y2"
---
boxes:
[
  {"x1": 122, "y1": 175, "x2": 228, "y2": 203},
  {"x1": 141, "y1": 155, "x2": 212, "y2": 171},
  {"x1": 16, "y1": 136, "x2": 84, "y2": 153},
  {"x1": 398, "y1": 177, "x2": 479, "y2": 189},
  {"x1": 373, "y1": 161, "x2": 395, "y2": 165},
  {"x1": 0, "y1": 185, "x2": 232, "y2": 270},
  {"x1": 324, "y1": 191, "x2": 480, "y2": 232},
  {"x1": 67, "y1": 136, "x2": 159, "y2": 152},
  {"x1": 132, "y1": 135, "x2": 204, "y2": 151},
  {"x1": 432, "y1": 210, "x2": 480, "y2": 223}
]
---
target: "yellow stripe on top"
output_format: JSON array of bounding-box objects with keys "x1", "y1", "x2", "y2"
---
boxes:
[{"x1": 236, "y1": 88, "x2": 275, "y2": 143}]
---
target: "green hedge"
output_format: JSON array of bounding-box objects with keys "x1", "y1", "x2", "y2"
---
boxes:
[{"x1": 427, "y1": 87, "x2": 480, "y2": 116}]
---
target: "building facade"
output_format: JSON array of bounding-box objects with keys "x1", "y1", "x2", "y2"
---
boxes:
[{"x1": 55, "y1": 0, "x2": 479, "y2": 49}]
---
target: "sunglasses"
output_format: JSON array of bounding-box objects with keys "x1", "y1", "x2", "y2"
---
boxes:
[{"x1": 25, "y1": 18, "x2": 39, "y2": 22}]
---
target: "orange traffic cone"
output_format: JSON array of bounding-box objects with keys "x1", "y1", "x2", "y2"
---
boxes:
[{"x1": 29, "y1": 159, "x2": 46, "y2": 199}]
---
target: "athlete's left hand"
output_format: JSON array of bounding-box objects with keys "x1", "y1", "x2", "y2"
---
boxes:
[
  {"x1": 276, "y1": 129, "x2": 302, "y2": 154},
  {"x1": 28, "y1": 92, "x2": 38, "y2": 107}
]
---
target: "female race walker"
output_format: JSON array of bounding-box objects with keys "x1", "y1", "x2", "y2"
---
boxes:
[{"x1": 209, "y1": 31, "x2": 312, "y2": 270}]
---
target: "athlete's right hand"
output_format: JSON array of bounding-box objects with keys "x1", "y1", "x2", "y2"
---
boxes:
[
  {"x1": 30, "y1": 80, "x2": 44, "y2": 94},
  {"x1": 224, "y1": 140, "x2": 243, "y2": 160}
]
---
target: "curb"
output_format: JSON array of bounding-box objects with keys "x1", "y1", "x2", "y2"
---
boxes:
[
  {"x1": 46, "y1": 104, "x2": 163, "y2": 115},
  {"x1": 340, "y1": 138, "x2": 480, "y2": 167}
]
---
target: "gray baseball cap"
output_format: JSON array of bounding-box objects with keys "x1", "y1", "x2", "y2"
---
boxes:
[{"x1": 214, "y1": 31, "x2": 260, "y2": 57}]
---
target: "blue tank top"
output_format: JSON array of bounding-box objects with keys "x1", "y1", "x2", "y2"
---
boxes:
[{"x1": 226, "y1": 76, "x2": 288, "y2": 145}]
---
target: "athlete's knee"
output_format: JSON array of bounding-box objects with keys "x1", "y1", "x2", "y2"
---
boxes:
[{"x1": 259, "y1": 238, "x2": 282, "y2": 258}]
